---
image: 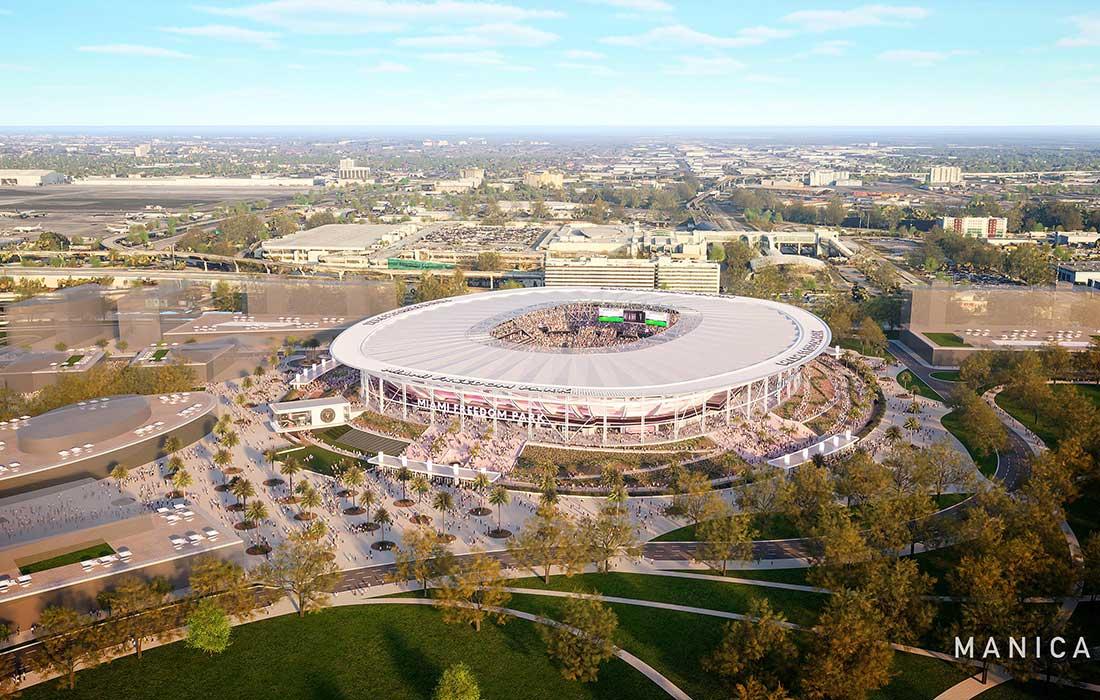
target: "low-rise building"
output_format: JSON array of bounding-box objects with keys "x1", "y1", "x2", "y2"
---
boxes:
[
  {"x1": 929, "y1": 166, "x2": 963, "y2": 185},
  {"x1": 523, "y1": 170, "x2": 565, "y2": 189},
  {"x1": 0, "y1": 170, "x2": 65, "y2": 187},
  {"x1": 543, "y1": 255, "x2": 719, "y2": 293},
  {"x1": 259, "y1": 223, "x2": 418, "y2": 265}
]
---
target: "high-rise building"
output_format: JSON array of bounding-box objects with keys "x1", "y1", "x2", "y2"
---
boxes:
[
  {"x1": 338, "y1": 158, "x2": 371, "y2": 181},
  {"x1": 806, "y1": 170, "x2": 850, "y2": 187},
  {"x1": 928, "y1": 166, "x2": 963, "y2": 185},
  {"x1": 942, "y1": 216, "x2": 1008, "y2": 238}
]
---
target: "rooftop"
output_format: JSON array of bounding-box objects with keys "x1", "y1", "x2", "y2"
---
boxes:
[{"x1": 260, "y1": 223, "x2": 416, "y2": 251}]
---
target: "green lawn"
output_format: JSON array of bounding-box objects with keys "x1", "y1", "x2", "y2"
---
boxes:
[
  {"x1": 18, "y1": 542, "x2": 115, "y2": 575},
  {"x1": 995, "y1": 391, "x2": 1061, "y2": 448},
  {"x1": 836, "y1": 336, "x2": 887, "y2": 358},
  {"x1": 20, "y1": 604, "x2": 663, "y2": 700},
  {"x1": 924, "y1": 332, "x2": 969, "y2": 348},
  {"x1": 507, "y1": 572, "x2": 827, "y2": 627},
  {"x1": 673, "y1": 567, "x2": 812, "y2": 586},
  {"x1": 930, "y1": 370, "x2": 961, "y2": 382},
  {"x1": 897, "y1": 369, "x2": 944, "y2": 402},
  {"x1": 63, "y1": 354, "x2": 84, "y2": 367},
  {"x1": 651, "y1": 512, "x2": 801, "y2": 542},
  {"x1": 276, "y1": 444, "x2": 358, "y2": 477},
  {"x1": 940, "y1": 410, "x2": 998, "y2": 478},
  {"x1": 150, "y1": 348, "x2": 170, "y2": 362},
  {"x1": 872, "y1": 653, "x2": 972, "y2": 700}
]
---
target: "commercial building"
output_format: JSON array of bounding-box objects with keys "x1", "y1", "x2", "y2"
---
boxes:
[
  {"x1": 133, "y1": 144, "x2": 151, "y2": 158},
  {"x1": 544, "y1": 255, "x2": 719, "y2": 293},
  {"x1": 942, "y1": 216, "x2": 1009, "y2": 239},
  {"x1": 928, "y1": 166, "x2": 963, "y2": 185},
  {"x1": 338, "y1": 158, "x2": 371, "y2": 181},
  {"x1": 330, "y1": 288, "x2": 830, "y2": 444},
  {"x1": 259, "y1": 223, "x2": 418, "y2": 265},
  {"x1": 806, "y1": 170, "x2": 850, "y2": 187},
  {"x1": 1056, "y1": 261, "x2": 1100, "y2": 286},
  {"x1": 0, "y1": 349, "x2": 106, "y2": 393},
  {"x1": 523, "y1": 170, "x2": 565, "y2": 189},
  {"x1": 0, "y1": 170, "x2": 65, "y2": 187}
]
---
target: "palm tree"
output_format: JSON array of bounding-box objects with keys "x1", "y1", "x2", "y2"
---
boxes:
[
  {"x1": 215, "y1": 414, "x2": 232, "y2": 436},
  {"x1": 280, "y1": 457, "x2": 303, "y2": 492},
  {"x1": 411, "y1": 473, "x2": 430, "y2": 504},
  {"x1": 163, "y1": 436, "x2": 181, "y2": 456},
  {"x1": 343, "y1": 466, "x2": 365, "y2": 509},
  {"x1": 245, "y1": 500, "x2": 268, "y2": 528},
  {"x1": 374, "y1": 507, "x2": 392, "y2": 544},
  {"x1": 488, "y1": 485, "x2": 509, "y2": 534},
  {"x1": 297, "y1": 483, "x2": 321, "y2": 520},
  {"x1": 167, "y1": 454, "x2": 184, "y2": 475},
  {"x1": 396, "y1": 466, "x2": 411, "y2": 502},
  {"x1": 472, "y1": 472, "x2": 491, "y2": 511},
  {"x1": 359, "y1": 488, "x2": 376, "y2": 519},
  {"x1": 171, "y1": 468, "x2": 193, "y2": 497},
  {"x1": 213, "y1": 448, "x2": 232, "y2": 484},
  {"x1": 433, "y1": 491, "x2": 455, "y2": 537},
  {"x1": 231, "y1": 478, "x2": 255, "y2": 508},
  {"x1": 110, "y1": 464, "x2": 129, "y2": 482},
  {"x1": 221, "y1": 431, "x2": 240, "y2": 450},
  {"x1": 884, "y1": 425, "x2": 904, "y2": 443},
  {"x1": 904, "y1": 416, "x2": 921, "y2": 436},
  {"x1": 606, "y1": 482, "x2": 628, "y2": 510}
]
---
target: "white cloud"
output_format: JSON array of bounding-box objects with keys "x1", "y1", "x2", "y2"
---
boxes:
[
  {"x1": 878, "y1": 48, "x2": 968, "y2": 66},
  {"x1": 784, "y1": 4, "x2": 929, "y2": 32},
  {"x1": 664, "y1": 56, "x2": 745, "y2": 76},
  {"x1": 601, "y1": 24, "x2": 791, "y2": 48},
  {"x1": 159, "y1": 25, "x2": 281, "y2": 48},
  {"x1": 1057, "y1": 15, "x2": 1100, "y2": 47},
  {"x1": 564, "y1": 49, "x2": 606, "y2": 61},
  {"x1": 811, "y1": 40, "x2": 853, "y2": 55},
  {"x1": 422, "y1": 50, "x2": 506, "y2": 65},
  {"x1": 557, "y1": 61, "x2": 617, "y2": 77},
  {"x1": 365, "y1": 60, "x2": 411, "y2": 72},
  {"x1": 395, "y1": 23, "x2": 557, "y2": 48},
  {"x1": 305, "y1": 47, "x2": 382, "y2": 56},
  {"x1": 77, "y1": 44, "x2": 193, "y2": 59},
  {"x1": 584, "y1": 0, "x2": 673, "y2": 11},
  {"x1": 199, "y1": 0, "x2": 562, "y2": 34}
]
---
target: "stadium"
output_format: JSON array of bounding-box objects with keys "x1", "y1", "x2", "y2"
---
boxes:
[{"x1": 330, "y1": 288, "x2": 832, "y2": 445}]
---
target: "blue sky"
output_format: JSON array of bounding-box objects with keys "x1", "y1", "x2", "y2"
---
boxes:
[{"x1": 1, "y1": 1, "x2": 1098, "y2": 127}]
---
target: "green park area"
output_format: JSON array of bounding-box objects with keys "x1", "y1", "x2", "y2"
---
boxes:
[
  {"x1": 275, "y1": 444, "x2": 354, "y2": 477},
  {"x1": 929, "y1": 370, "x2": 960, "y2": 382},
  {"x1": 897, "y1": 369, "x2": 943, "y2": 402},
  {"x1": 939, "y1": 409, "x2": 998, "y2": 477},
  {"x1": 18, "y1": 542, "x2": 115, "y2": 576},
  {"x1": 62, "y1": 354, "x2": 84, "y2": 367},
  {"x1": 924, "y1": 332, "x2": 969, "y2": 348},
  {"x1": 19, "y1": 604, "x2": 662, "y2": 700},
  {"x1": 996, "y1": 383, "x2": 1100, "y2": 450}
]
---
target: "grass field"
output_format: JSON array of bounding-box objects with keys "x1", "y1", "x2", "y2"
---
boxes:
[
  {"x1": 924, "y1": 332, "x2": 969, "y2": 348},
  {"x1": 19, "y1": 604, "x2": 663, "y2": 700},
  {"x1": 276, "y1": 444, "x2": 355, "y2": 477},
  {"x1": 19, "y1": 542, "x2": 115, "y2": 576},
  {"x1": 897, "y1": 369, "x2": 944, "y2": 402},
  {"x1": 836, "y1": 336, "x2": 887, "y2": 358},
  {"x1": 651, "y1": 512, "x2": 801, "y2": 542},
  {"x1": 940, "y1": 410, "x2": 998, "y2": 477},
  {"x1": 995, "y1": 384, "x2": 1100, "y2": 451},
  {"x1": 930, "y1": 370, "x2": 960, "y2": 382}
]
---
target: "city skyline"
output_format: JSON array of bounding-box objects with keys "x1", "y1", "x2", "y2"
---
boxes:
[{"x1": 3, "y1": 1, "x2": 1099, "y2": 127}]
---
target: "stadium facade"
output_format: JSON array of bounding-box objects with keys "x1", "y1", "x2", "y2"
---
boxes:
[{"x1": 330, "y1": 288, "x2": 831, "y2": 444}]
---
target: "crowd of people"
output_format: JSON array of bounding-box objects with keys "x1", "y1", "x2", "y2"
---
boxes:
[{"x1": 489, "y1": 303, "x2": 673, "y2": 350}]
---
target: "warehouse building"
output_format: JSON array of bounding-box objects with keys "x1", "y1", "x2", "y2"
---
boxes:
[
  {"x1": 0, "y1": 170, "x2": 65, "y2": 187},
  {"x1": 259, "y1": 223, "x2": 418, "y2": 265}
]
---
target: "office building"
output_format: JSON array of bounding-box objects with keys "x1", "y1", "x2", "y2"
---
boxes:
[
  {"x1": 337, "y1": 158, "x2": 371, "y2": 181},
  {"x1": 942, "y1": 216, "x2": 1008, "y2": 239},
  {"x1": 929, "y1": 166, "x2": 963, "y2": 185},
  {"x1": 806, "y1": 170, "x2": 850, "y2": 187},
  {"x1": 544, "y1": 255, "x2": 719, "y2": 293},
  {"x1": 523, "y1": 170, "x2": 565, "y2": 189}
]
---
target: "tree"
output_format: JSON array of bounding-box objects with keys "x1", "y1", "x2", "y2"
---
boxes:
[
  {"x1": 437, "y1": 550, "x2": 511, "y2": 632},
  {"x1": 256, "y1": 538, "x2": 341, "y2": 617},
  {"x1": 297, "y1": 483, "x2": 322, "y2": 520},
  {"x1": 583, "y1": 506, "x2": 641, "y2": 572},
  {"x1": 245, "y1": 500, "x2": 269, "y2": 528},
  {"x1": 780, "y1": 462, "x2": 834, "y2": 535},
  {"x1": 36, "y1": 606, "x2": 105, "y2": 690},
  {"x1": 374, "y1": 506, "x2": 393, "y2": 542},
  {"x1": 213, "y1": 448, "x2": 232, "y2": 481},
  {"x1": 230, "y1": 477, "x2": 255, "y2": 508},
  {"x1": 698, "y1": 506, "x2": 756, "y2": 575},
  {"x1": 389, "y1": 526, "x2": 453, "y2": 595},
  {"x1": 801, "y1": 591, "x2": 894, "y2": 700},
  {"x1": 433, "y1": 490, "x2": 456, "y2": 536},
  {"x1": 396, "y1": 465, "x2": 412, "y2": 502},
  {"x1": 411, "y1": 473, "x2": 430, "y2": 504},
  {"x1": 475, "y1": 251, "x2": 503, "y2": 271},
  {"x1": 954, "y1": 389, "x2": 1007, "y2": 459},
  {"x1": 509, "y1": 508, "x2": 586, "y2": 584},
  {"x1": 857, "y1": 317, "x2": 887, "y2": 356},
  {"x1": 1007, "y1": 352, "x2": 1053, "y2": 423},
  {"x1": 542, "y1": 594, "x2": 618, "y2": 683},
  {"x1": 306, "y1": 211, "x2": 337, "y2": 229},
  {"x1": 189, "y1": 555, "x2": 259, "y2": 618},
  {"x1": 171, "y1": 467, "x2": 193, "y2": 496},
  {"x1": 923, "y1": 440, "x2": 974, "y2": 498},
  {"x1": 110, "y1": 464, "x2": 130, "y2": 482},
  {"x1": 855, "y1": 557, "x2": 935, "y2": 644},
  {"x1": 280, "y1": 457, "x2": 303, "y2": 492},
  {"x1": 489, "y1": 485, "x2": 510, "y2": 534},
  {"x1": 672, "y1": 469, "x2": 724, "y2": 527},
  {"x1": 703, "y1": 598, "x2": 797, "y2": 693},
  {"x1": 433, "y1": 663, "x2": 481, "y2": 700},
  {"x1": 186, "y1": 599, "x2": 231, "y2": 654},
  {"x1": 101, "y1": 575, "x2": 170, "y2": 659}
]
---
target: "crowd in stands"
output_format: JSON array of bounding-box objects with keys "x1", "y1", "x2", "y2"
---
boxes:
[{"x1": 490, "y1": 303, "x2": 673, "y2": 350}]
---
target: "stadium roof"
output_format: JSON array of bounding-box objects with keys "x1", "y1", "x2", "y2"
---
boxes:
[{"x1": 331, "y1": 288, "x2": 831, "y2": 399}]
